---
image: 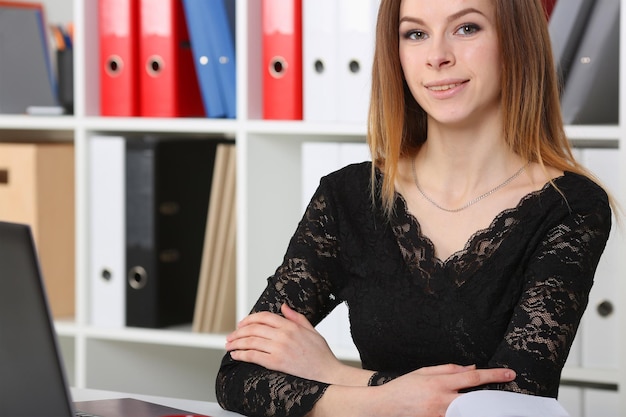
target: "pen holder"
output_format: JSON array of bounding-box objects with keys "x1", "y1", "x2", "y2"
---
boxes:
[{"x1": 56, "y1": 49, "x2": 74, "y2": 114}]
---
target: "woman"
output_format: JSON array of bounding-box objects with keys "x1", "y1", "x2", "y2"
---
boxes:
[{"x1": 216, "y1": 0, "x2": 612, "y2": 416}]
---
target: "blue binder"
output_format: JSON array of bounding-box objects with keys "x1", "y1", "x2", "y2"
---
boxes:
[
  {"x1": 182, "y1": 0, "x2": 227, "y2": 118},
  {"x1": 204, "y1": 0, "x2": 237, "y2": 119}
]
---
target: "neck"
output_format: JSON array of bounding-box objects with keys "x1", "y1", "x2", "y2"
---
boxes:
[
  {"x1": 414, "y1": 125, "x2": 524, "y2": 203},
  {"x1": 420, "y1": 114, "x2": 514, "y2": 174},
  {"x1": 411, "y1": 158, "x2": 528, "y2": 213}
]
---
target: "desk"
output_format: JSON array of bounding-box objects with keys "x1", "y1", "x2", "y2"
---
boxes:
[{"x1": 71, "y1": 388, "x2": 243, "y2": 417}]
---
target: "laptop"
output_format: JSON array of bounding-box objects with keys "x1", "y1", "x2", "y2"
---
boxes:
[{"x1": 0, "y1": 221, "x2": 207, "y2": 417}]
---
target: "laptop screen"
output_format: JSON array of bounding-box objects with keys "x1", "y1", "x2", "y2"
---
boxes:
[{"x1": 0, "y1": 221, "x2": 74, "y2": 417}]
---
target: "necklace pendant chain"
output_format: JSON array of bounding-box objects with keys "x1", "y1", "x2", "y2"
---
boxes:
[{"x1": 411, "y1": 159, "x2": 528, "y2": 213}]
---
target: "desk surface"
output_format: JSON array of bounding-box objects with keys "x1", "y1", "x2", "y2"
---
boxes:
[
  {"x1": 71, "y1": 387, "x2": 571, "y2": 417},
  {"x1": 71, "y1": 388, "x2": 243, "y2": 417}
]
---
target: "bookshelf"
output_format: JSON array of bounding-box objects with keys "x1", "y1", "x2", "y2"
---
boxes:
[{"x1": 0, "y1": 0, "x2": 623, "y2": 414}]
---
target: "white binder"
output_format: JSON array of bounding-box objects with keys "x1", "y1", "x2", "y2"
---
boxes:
[
  {"x1": 340, "y1": 142, "x2": 372, "y2": 167},
  {"x1": 583, "y1": 388, "x2": 620, "y2": 417},
  {"x1": 303, "y1": 0, "x2": 339, "y2": 122},
  {"x1": 301, "y1": 142, "x2": 341, "y2": 209},
  {"x1": 557, "y1": 386, "x2": 583, "y2": 417},
  {"x1": 88, "y1": 136, "x2": 126, "y2": 328},
  {"x1": 336, "y1": 0, "x2": 380, "y2": 123}
]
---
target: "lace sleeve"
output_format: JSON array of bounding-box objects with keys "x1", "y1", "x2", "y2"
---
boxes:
[
  {"x1": 216, "y1": 181, "x2": 344, "y2": 417},
  {"x1": 485, "y1": 197, "x2": 611, "y2": 397},
  {"x1": 367, "y1": 371, "x2": 399, "y2": 386}
]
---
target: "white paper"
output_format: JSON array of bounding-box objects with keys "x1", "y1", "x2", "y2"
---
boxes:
[{"x1": 445, "y1": 390, "x2": 571, "y2": 417}]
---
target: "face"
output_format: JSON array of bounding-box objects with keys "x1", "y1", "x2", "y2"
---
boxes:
[{"x1": 398, "y1": 0, "x2": 502, "y2": 129}]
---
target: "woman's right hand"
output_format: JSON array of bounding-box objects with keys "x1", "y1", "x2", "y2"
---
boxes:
[
  {"x1": 310, "y1": 363, "x2": 516, "y2": 417},
  {"x1": 383, "y1": 364, "x2": 516, "y2": 416}
]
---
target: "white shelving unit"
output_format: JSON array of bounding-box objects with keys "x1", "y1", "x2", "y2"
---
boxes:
[{"x1": 0, "y1": 0, "x2": 623, "y2": 413}]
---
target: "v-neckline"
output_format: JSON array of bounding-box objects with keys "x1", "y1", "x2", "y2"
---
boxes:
[{"x1": 394, "y1": 176, "x2": 560, "y2": 266}]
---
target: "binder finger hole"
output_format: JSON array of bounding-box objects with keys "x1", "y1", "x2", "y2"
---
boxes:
[
  {"x1": 147, "y1": 55, "x2": 164, "y2": 77},
  {"x1": 269, "y1": 56, "x2": 287, "y2": 79},
  {"x1": 101, "y1": 269, "x2": 112, "y2": 281},
  {"x1": 314, "y1": 59, "x2": 325, "y2": 74},
  {"x1": 106, "y1": 55, "x2": 123, "y2": 77},
  {"x1": 597, "y1": 300, "x2": 614, "y2": 317},
  {"x1": 128, "y1": 266, "x2": 148, "y2": 290},
  {"x1": 349, "y1": 59, "x2": 361, "y2": 74}
]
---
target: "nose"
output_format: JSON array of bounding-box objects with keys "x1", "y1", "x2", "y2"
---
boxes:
[{"x1": 426, "y1": 36, "x2": 454, "y2": 69}]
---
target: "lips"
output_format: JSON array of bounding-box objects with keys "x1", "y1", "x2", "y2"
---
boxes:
[{"x1": 425, "y1": 80, "x2": 468, "y2": 91}]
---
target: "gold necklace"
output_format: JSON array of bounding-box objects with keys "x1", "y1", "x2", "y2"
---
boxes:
[{"x1": 411, "y1": 159, "x2": 528, "y2": 213}]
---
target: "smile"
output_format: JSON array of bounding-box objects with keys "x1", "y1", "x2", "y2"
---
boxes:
[{"x1": 427, "y1": 81, "x2": 467, "y2": 91}]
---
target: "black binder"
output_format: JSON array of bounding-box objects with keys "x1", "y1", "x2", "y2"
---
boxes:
[
  {"x1": 548, "y1": 0, "x2": 595, "y2": 86},
  {"x1": 125, "y1": 136, "x2": 219, "y2": 328},
  {"x1": 559, "y1": 0, "x2": 620, "y2": 125}
]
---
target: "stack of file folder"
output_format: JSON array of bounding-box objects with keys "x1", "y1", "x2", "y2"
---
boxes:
[
  {"x1": 98, "y1": 0, "x2": 236, "y2": 118},
  {"x1": 262, "y1": 0, "x2": 380, "y2": 122},
  {"x1": 192, "y1": 143, "x2": 237, "y2": 334},
  {"x1": 89, "y1": 136, "x2": 233, "y2": 329}
]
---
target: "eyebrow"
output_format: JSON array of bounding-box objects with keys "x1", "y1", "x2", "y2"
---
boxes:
[{"x1": 399, "y1": 7, "x2": 486, "y2": 25}]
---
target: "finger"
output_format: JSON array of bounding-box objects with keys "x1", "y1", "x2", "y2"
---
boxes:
[
  {"x1": 227, "y1": 321, "x2": 278, "y2": 343},
  {"x1": 236, "y1": 310, "x2": 287, "y2": 329},
  {"x1": 281, "y1": 303, "x2": 315, "y2": 330},
  {"x1": 416, "y1": 363, "x2": 476, "y2": 376},
  {"x1": 226, "y1": 333, "x2": 275, "y2": 354},
  {"x1": 448, "y1": 368, "x2": 516, "y2": 391},
  {"x1": 229, "y1": 346, "x2": 271, "y2": 365}
]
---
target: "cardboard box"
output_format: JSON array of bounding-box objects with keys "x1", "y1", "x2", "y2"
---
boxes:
[{"x1": 0, "y1": 142, "x2": 75, "y2": 318}]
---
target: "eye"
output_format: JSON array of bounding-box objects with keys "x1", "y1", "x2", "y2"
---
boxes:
[
  {"x1": 404, "y1": 29, "x2": 428, "y2": 41},
  {"x1": 456, "y1": 23, "x2": 481, "y2": 36}
]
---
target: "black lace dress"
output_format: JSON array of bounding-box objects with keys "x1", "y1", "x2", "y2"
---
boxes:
[{"x1": 216, "y1": 162, "x2": 611, "y2": 417}]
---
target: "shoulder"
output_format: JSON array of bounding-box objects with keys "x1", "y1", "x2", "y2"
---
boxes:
[
  {"x1": 555, "y1": 172, "x2": 610, "y2": 211},
  {"x1": 545, "y1": 171, "x2": 612, "y2": 234},
  {"x1": 320, "y1": 161, "x2": 375, "y2": 190},
  {"x1": 516, "y1": 171, "x2": 611, "y2": 238},
  {"x1": 314, "y1": 161, "x2": 383, "y2": 217}
]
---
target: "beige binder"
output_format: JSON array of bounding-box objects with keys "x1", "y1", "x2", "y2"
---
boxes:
[{"x1": 192, "y1": 142, "x2": 237, "y2": 333}]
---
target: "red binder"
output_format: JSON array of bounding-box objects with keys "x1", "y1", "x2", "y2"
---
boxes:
[
  {"x1": 99, "y1": 0, "x2": 140, "y2": 116},
  {"x1": 262, "y1": 0, "x2": 302, "y2": 120},
  {"x1": 138, "y1": 0, "x2": 204, "y2": 117},
  {"x1": 543, "y1": 0, "x2": 558, "y2": 18}
]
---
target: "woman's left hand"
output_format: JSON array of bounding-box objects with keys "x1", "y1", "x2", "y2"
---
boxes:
[{"x1": 226, "y1": 304, "x2": 364, "y2": 385}]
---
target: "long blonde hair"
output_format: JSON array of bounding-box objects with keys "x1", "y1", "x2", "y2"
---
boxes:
[{"x1": 367, "y1": 0, "x2": 601, "y2": 217}]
